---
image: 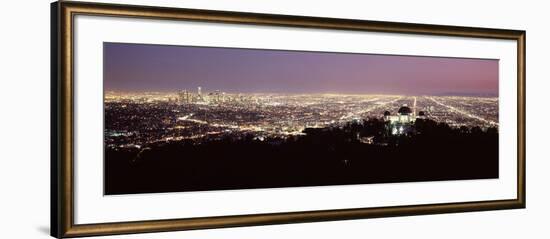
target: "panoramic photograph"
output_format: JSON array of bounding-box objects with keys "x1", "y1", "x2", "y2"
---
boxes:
[{"x1": 104, "y1": 42, "x2": 499, "y2": 195}]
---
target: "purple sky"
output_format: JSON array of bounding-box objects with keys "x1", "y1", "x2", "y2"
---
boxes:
[{"x1": 104, "y1": 42, "x2": 498, "y2": 96}]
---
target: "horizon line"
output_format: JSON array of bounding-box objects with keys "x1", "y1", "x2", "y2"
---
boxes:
[{"x1": 104, "y1": 90, "x2": 498, "y2": 97}]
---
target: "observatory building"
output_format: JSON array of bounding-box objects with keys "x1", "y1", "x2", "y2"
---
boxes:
[{"x1": 383, "y1": 104, "x2": 425, "y2": 135}]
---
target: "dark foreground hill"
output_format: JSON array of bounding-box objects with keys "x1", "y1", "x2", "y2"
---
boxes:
[{"x1": 105, "y1": 119, "x2": 498, "y2": 195}]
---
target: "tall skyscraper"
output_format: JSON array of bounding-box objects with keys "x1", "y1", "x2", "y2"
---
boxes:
[{"x1": 178, "y1": 90, "x2": 190, "y2": 103}]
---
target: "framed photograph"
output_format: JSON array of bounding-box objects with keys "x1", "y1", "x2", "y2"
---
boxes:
[{"x1": 51, "y1": 1, "x2": 526, "y2": 238}]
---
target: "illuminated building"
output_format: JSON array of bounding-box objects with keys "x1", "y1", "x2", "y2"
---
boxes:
[
  {"x1": 178, "y1": 90, "x2": 191, "y2": 103},
  {"x1": 383, "y1": 104, "x2": 418, "y2": 135}
]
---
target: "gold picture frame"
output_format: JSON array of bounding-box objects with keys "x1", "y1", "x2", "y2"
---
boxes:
[{"x1": 51, "y1": 1, "x2": 525, "y2": 238}]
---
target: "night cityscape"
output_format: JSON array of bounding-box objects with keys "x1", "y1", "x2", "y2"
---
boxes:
[
  {"x1": 104, "y1": 43, "x2": 499, "y2": 195},
  {"x1": 105, "y1": 90, "x2": 498, "y2": 150}
]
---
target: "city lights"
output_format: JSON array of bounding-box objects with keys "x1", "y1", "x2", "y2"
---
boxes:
[{"x1": 105, "y1": 89, "x2": 498, "y2": 149}]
